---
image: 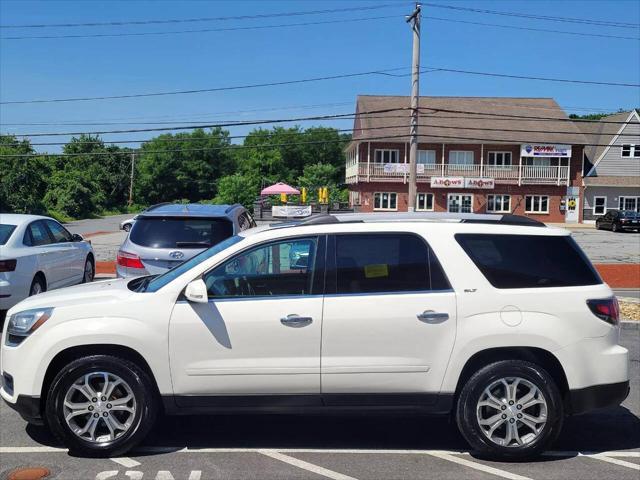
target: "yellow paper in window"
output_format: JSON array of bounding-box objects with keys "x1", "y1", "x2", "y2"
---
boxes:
[{"x1": 364, "y1": 263, "x2": 389, "y2": 278}]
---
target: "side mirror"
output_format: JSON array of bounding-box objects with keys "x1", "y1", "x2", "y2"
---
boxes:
[
  {"x1": 184, "y1": 279, "x2": 208, "y2": 303},
  {"x1": 72, "y1": 233, "x2": 84, "y2": 242}
]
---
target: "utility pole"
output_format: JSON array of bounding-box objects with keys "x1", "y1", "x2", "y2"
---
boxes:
[
  {"x1": 406, "y1": 3, "x2": 421, "y2": 212},
  {"x1": 128, "y1": 152, "x2": 135, "y2": 206}
]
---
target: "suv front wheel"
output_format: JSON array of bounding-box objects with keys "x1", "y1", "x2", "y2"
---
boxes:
[
  {"x1": 45, "y1": 355, "x2": 157, "y2": 457},
  {"x1": 456, "y1": 360, "x2": 563, "y2": 460}
]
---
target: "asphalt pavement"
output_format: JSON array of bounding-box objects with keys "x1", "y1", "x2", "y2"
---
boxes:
[
  {"x1": 64, "y1": 214, "x2": 133, "y2": 236},
  {"x1": 1, "y1": 323, "x2": 638, "y2": 480}
]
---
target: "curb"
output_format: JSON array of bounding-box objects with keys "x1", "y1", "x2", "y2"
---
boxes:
[
  {"x1": 96, "y1": 261, "x2": 116, "y2": 275},
  {"x1": 83, "y1": 230, "x2": 114, "y2": 238}
]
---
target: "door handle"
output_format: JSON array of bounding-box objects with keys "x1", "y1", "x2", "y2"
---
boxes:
[
  {"x1": 280, "y1": 314, "x2": 313, "y2": 328},
  {"x1": 417, "y1": 310, "x2": 449, "y2": 323}
]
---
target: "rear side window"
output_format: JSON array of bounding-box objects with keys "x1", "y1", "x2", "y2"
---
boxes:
[
  {"x1": 333, "y1": 233, "x2": 450, "y2": 294},
  {"x1": 0, "y1": 224, "x2": 16, "y2": 245},
  {"x1": 130, "y1": 217, "x2": 233, "y2": 249},
  {"x1": 455, "y1": 233, "x2": 602, "y2": 289}
]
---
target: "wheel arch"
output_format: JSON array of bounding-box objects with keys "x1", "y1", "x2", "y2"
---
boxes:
[
  {"x1": 452, "y1": 347, "x2": 570, "y2": 409},
  {"x1": 40, "y1": 344, "x2": 162, "y2": 412},
  {"x1": 33, "y1": 270, "x2": 47, "y2": 290}
]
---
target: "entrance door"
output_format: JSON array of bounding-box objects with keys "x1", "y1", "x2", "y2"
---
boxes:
[
  {"x1": 169, "y1": 236, "x2": 325, "y2": 402},
  {"x1": 448, "y1": 194, "x2": 473, "y2": 213},
  {"x1": 565, "y1": 196, "x2": 579, "y2": 223}
]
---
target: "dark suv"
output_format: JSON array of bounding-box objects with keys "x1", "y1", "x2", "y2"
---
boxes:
[
  {"x1": 596, "y1": 210, "x2": 640, "y2": 232},
  {"x1": 116, "y1": 203, "x2": 256, "y2": 277}
]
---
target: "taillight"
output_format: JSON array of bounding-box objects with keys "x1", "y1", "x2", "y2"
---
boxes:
[
  {"x1": 587, "y1": 297, "x2": 620, "y2": 326},
  {"x1": 117, "y1": 251, "x2": 144, "y2": 269},
  {"x1": 0, "y1": 259, "x2": 17, "y2": 272}
]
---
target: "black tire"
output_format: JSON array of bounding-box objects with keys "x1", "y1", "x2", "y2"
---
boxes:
[
  {"x1": 595, "y1": 221, "x2": 601, "y2": 230},
  {"x1": 456, "y1": 360, "x2": 564, "y2": 461},
  {"x1": 45, "y1": 355, "x2": 158, "y2": 457},
  {"x1": 82, "y1": 256, "x2": 95, "y2": 284},
  {"x1": 29, "y1": 275, "x2": 46, "y2": 296}
]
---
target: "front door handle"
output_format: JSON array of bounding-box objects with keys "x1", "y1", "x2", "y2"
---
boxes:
[
  {"x1": 280, "y1": 314, "x2": 313, "y2": 328},
  {"x1": 417, "y1": 310, "x2": 449, "y2": 323}
]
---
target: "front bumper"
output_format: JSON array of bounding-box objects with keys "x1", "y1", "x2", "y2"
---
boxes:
[
  {"x1": 569, "y1": 380, "x2": 630, "y2": 415},
  {"x1": 1, "y1": 392, "x2": 43, "y2": 425}
]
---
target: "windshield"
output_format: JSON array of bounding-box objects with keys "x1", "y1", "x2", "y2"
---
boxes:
[
  {"x1": 620, "y1": 210, "x2": 640, "y2": 218},
  {"x1": 129, "y1": 216, "x2": 233, "y2": 249},
  {"x1": 144, "y1": 235, "x2": 244, "y2": 292},
  {"x1": 0, "y1": 224, "x2": 17, "y2": 245}
]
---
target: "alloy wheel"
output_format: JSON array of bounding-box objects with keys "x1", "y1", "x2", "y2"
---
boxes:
[
  {"x1": 84, "y1": 260, "x2": 94, "y2": 282},
  {"x1": 476, "y1": 376, "x2": 548, "y2": 448},
  {"x1": 63, "y1": 372, "x2": 137, "y2": 444},
  {"x1": 30, "y1": 281, "x2": 43, "y2": 296}
]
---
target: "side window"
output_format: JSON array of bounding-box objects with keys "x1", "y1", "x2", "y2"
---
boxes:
[
  {"x1": 25, "y1": 221, "x2": 53, "y2": 246},
  {"x1": 204, "y1": 237, "x2": 318, "y2": 297},
  {"x1": 333, "y1": 233, "x2": 450, "y2": 294},
  {"x1": 45, "y1": 220, "x2": 73, "y2": 243}
]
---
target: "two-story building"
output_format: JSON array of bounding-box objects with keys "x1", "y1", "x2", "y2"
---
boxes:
[
  {"x1": 345, "y1": 95, "x2": 587, "y2": 223},
  {"x1": 578, "y1": 110, "x2": 640, "y2": 222}
]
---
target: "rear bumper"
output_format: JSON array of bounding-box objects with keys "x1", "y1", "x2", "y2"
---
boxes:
[
  {"x1": 2, "y1": 392, "x2": 43, "y2": 425},
  {"x1": 569, "y1": 380, "x2": 630, "y2": 415}
]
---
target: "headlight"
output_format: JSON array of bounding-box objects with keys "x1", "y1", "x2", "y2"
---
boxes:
[{"x1": 6, "y1": 308, "x2": 54, "y2": 345}]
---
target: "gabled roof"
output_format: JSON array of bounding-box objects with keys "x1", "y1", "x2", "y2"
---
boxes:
[
  {"x1": 577, "y1": 110, "x2": 640, "y2": 171},
  {"x1": 352, "y1": 95, "x2": 587, "y2": 145}
]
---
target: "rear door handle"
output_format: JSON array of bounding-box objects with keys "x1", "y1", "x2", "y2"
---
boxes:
[
  {"x1": 280, "y1": 314, "x2": 313, "y2": 328},
  {"x1": 417, "y1": 310, "x2": 449, "y2": 323}
]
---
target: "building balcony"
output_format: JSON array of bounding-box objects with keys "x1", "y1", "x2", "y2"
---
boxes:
[{"x1": 345, "y1": 162, "x2": 570, "y2": 186}]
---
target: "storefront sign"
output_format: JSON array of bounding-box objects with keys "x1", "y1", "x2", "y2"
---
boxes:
[
  {"x1": 431, "y1": 176, "x2": 464, "y2": 188},
  {"x1": 464, "y1": 178, "x2": 495, "y2": 189},
  {"x1": 272, "y1": 205, "x2": 312, "y2": 217},
  {"x1": 521, "y1": 144, "x2": 572, "y2": 158}
]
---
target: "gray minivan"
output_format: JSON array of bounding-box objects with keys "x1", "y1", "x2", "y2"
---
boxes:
[{"x1": 116, "y1": 204, "x2": 255, "y2": 278}]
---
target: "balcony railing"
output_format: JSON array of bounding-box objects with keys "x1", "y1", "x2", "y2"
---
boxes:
[{"x1": 345, "y1": 162, "x2": 570, "y2": 186}]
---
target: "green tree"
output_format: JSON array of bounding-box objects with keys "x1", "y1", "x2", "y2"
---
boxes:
[
  {"x1": 212, "y1": 173, "x2": 260, "y2": 208},
  {"x1": 135, "y1": 128, "x2": 233, "y2": 204},
  {"x1": 0, "y1": 135, "x2": 48, "y2": 213},
  {"x1": 43, "y1": 169, "x2": 104, "y2": 218}
]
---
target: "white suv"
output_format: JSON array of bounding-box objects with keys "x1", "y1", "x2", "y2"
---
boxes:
[{"x1": 1, "y1": 213, "x2": 629, "y2": 460}]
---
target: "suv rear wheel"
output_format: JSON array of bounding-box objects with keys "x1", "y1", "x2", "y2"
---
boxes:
[
  {"x1": 456, "y1": 360, "x2": 563, "y2": 460},
  {"x1": 45, "y1": 355, "x2": 157, "y2": 457}
]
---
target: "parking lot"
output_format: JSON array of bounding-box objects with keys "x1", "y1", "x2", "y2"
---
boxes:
[{"x1": 1, "y1": 323, "x2": 638, "y2": 480}]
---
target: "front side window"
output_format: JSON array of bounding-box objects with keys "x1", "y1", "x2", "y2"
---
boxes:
[
  {"x1": 374, "y1": 149, "x2": 399, "y2": 163},
  {"x1": 488, "y1": 152, "x2": 512, "y2": 167},
  {"x1": 334, "y1": 233, "x2": 450, "y2": 294},
  {"x1": 487, "y1": 195, "x2": 511, "y2": 213},
  {"x1": 45, "y1": 220, "x2": 73, "y2": 243},
  {"x1": 417, "y1": 193, "x2": 434, "y2": 211},
  {"x1": 456, "y1": 233, "x2": 602, "y2": 289},
  {"x1": 525, "y1": 195, "x2": 549, "y2": 214},
  {"x1": 593, "y1": 196, "x2": 606, "y2": 215},
  {"x1": 204, "y1": 237, "x2": 318, "y2": 297},
  {"x1": 24, "y1": 221, "x2": 52, "y2": 246},
  {"x1": 373, "y1": 192, "x2": 397, "y2": 211}
]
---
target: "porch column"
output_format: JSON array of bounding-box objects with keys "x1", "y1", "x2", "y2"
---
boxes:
[
  {"x1": 441, "y1": 143, "x2": 446, "y2": 176},
  {"x1": 518, "y1": 154, "x2": 523, "y2": 186},
  {"x1": 367, "y1": 142, "x2": 371, "y2": 182},
  {"x1": 480, "y1": 144, "x2": 484, "y2": 178},
  {"x1": 404, "y1": 142, "x2": 409, "y2": 184}
]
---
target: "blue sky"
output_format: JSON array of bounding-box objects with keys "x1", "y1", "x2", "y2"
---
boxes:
[{"x1": 1, "y1": 0, "x2": 639, "y2": 153}]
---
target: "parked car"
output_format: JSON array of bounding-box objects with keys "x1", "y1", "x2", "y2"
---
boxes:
[
  {"x1": 0, "y1": 214, "x2": 95, "y2": 314},
  {"x1": 595, "y1": 210, "x2": 640, "y2": 232},
  {"x1": 1, "y1": 213, "x2": 629, "y2": 459},
  {"x1": 116, "y1": 203, "x2": 256, "y2": 278},
  {"x1": 119, "y1": 203, "x2": 173, "y2": 232}
]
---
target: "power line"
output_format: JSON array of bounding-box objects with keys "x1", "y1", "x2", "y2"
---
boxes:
[
  {"x1": 3, "y1": 65, "x2": 637, "y2": 106},
  {"x1": 0, "y1": 15, "x2": 401, "y2": 41},
  {"x1": 0, "y1": 67, "x2": 409, "y2": 105},
  {"x1": 0, "y1": 3, "x2": 408, "y2": 28},
  {"x1": 421, "y1": 2, "x2": 639, "y2": 29}
]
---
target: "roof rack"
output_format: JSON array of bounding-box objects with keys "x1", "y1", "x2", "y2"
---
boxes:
[{"x1": 293, "y1": 212, "x2": 545, "y2": 227}]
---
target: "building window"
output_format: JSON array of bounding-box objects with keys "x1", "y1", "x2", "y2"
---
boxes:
[
  {"x1": 525, "y1": 195, "x2": 549, "y2": 214},
  {"x1": 619, "y1": 196, "x2": 640, "y2": 211},
  {"x1": 416, "y1": 193, "x2": 434, "y2": 211},
  {"x1": 621, "y1": 144, "x2": 640, "y2": 157},
  {"x1": 373, "y1": 192, "x2": 398, "y2": 211},
  {"x1": 449, "y1": 150, "x2": 474, "y2": 165},
  {"x1": 487, "y1": 194, "x2": 511, "y2": 213},
  {"x1": 593, "y1": 196, "x2": 606, "y2": 216},
  {"x1": 418, "y1": 150, "x2": 436, "y2": 165},
  {"x1": 374, "y1": 149, "x2": 400, "y2": 163},
  {"x1": 488, "y1": 152, "x2": 512, "y2": 167}
]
